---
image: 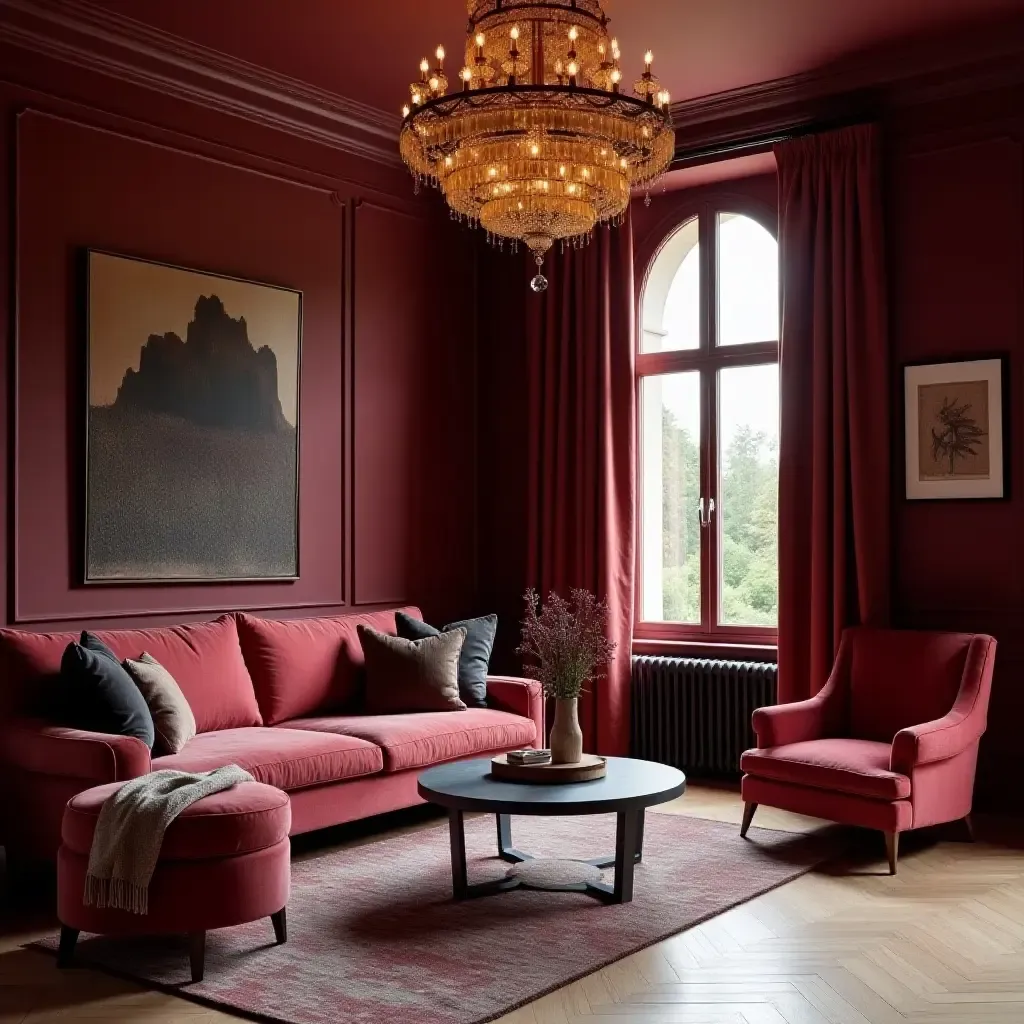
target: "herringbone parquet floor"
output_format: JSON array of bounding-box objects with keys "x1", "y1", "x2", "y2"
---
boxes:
[{"x1": 2, "y1": 786, "x2": 1023, "y2": 1024}]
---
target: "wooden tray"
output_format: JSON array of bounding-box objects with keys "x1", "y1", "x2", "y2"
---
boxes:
[{"x1": 491, "y1": 753, "x2": 607, "y2": 784}]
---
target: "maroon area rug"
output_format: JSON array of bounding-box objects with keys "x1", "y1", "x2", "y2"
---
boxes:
[{"x1": 39, "y1": 813, "x2": 836, "y2": 1024}]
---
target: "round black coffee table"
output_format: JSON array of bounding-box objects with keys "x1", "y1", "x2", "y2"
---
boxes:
[{"x1": 418, "y1": 756, "x2": 686, "y2": 905}]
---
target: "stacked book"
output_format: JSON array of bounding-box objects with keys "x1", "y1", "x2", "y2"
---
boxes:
[{"x1": 507, "y1": 749, "x2": 552, "y2": 766}]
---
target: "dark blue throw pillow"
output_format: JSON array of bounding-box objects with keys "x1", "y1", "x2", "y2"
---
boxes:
[
  {"x1": 395, "y1": 612, "x2": 497, "y2": 708},
  {"x1": 59, "y1": 631, "x2": 155, "y2": 749}
]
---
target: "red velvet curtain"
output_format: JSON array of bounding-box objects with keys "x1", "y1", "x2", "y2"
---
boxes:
[
  {"x1": 525, "y1": 213, "x2": 636, "y2": 755},
  {"x1": 776, "y1": 124, "x2": 891, "y2": 703}
]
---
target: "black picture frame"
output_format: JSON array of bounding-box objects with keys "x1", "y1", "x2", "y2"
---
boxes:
[{"x1": 83, "y1": 249, "x2": 302, "y2": 583}]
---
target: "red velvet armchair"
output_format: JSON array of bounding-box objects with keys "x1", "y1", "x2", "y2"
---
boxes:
[{"x1": 740, "y1": 627, "x2": 996, "y2": 873}]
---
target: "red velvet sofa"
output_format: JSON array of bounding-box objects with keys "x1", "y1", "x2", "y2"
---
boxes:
[{"x1": 0, "y1": 606, "x2": 543, "y2": 863}]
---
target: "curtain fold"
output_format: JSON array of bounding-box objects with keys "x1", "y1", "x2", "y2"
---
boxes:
[
  {"x1": 525, "y1": 214, "x2": 636, "y2": 755},
  {"x1": 776, "y1": 124, "x2": 891, "y2": 704}
]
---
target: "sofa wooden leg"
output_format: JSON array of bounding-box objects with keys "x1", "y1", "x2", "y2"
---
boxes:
[
  {"x1": 884, "y1": 831, "x2": 899, "y2": 875},
  {"x1": 271, "y1": 907, "x2": 287, "y2": 945},
  {"x1": 189, "y1": 930, "x2": 206, "y2": 983},
  {"x1": 740, "y1": 802, "x2": 758, "y2": 838},
  {"x1": 56, "y1": 925, "x2": 79, "y2": 968},
  {"x1": 963, "y1": 813, "x2": 976, "y2": 843}
]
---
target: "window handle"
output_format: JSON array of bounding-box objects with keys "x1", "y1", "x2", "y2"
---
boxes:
[{"x1": 697, "y1": 497, "x2": 716, "y2": 529}]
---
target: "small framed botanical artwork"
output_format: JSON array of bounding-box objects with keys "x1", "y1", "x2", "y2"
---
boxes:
[{"x1": 904, "y1": 357, "x2": 1006, "y2": 501}]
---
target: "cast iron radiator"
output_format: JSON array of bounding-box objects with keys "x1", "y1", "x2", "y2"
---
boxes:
[{"x1": 631, "y1": 656, "x2": 778, "y2": 779}]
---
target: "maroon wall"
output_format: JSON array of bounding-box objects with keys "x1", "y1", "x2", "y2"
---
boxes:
[
  {"x1": 887, "y1": 83, "x2": 1024, "y2": 807},
  {"x1": 0, "y1": 36, "x2": 477, "y2": 632}
]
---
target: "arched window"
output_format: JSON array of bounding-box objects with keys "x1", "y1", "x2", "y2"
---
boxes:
[{"x1": 637, "y1": 203, "x2": 779, "y2": 643}]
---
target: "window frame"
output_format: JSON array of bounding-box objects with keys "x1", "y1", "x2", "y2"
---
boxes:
[{"x1": 634, "y1": 195, "x2": 780, "y2": 649}]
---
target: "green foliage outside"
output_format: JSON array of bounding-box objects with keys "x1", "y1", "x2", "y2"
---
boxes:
[{"x1": 661, "y1": 409, "x2": 778, "y2": 626}]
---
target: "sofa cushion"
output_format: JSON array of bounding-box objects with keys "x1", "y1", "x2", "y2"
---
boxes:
[
  {"x1": 62, "y1": 780, "x2": 290, "y2": 860},
  {"x1": 284, "y1": 708, "x2": 537, "y2": 772},
  {"x1": 153, "y1": 727, "x2": 383, "y2": 791},
  {"x1": 359, "y1": 625, "x2": 467, "y2": 714},
  {"x1": 0, "y1": 615, "x2": 260, "y2": 734},
  {"x1": 395, "y1": 612, "x2": 497, "y2": 708},
  {"x1": 237, "y1": 607, "x2": 423, "y2": 725},
  {"x1": 740, "y1": 738, "x2": 911, "y2": 802},
  {"x1": 124, "y1": 653, "x2": 197, "y2": 755},
  {"x1": 59, "y1": 635, "x2": 156, "y2": 749}
]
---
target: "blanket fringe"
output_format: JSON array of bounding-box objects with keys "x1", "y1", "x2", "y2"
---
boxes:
[{"x1": 83, "y1": 873, "x2": 149, "y2": 916}]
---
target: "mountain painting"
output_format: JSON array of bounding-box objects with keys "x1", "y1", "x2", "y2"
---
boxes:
[{"x1": 85, "y1": 251, "x2": 300, "y2": 582}]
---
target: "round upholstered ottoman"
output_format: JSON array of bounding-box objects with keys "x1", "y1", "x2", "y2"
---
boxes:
[{"x1": 57, "y1": 780, "x2": 291, "y2": 982}]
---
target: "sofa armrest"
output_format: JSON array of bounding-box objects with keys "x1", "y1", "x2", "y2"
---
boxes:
[
  {"x1": 487, "y1": 676, "x2": 545, "y2": 746},
  {"x1": 891, "y1": 710, "x2": 986, "y2": 773},
  {"x1": 0, "y1": 718, "x2": 151, "y2": 783},
  {"x1": 891, "y1": 635, "x2": 997, "y2": 774},
  {"x1": 751, "y1": 639, "x2": 850, "y2": 748},
  {"x1": 752, "y1": 697, "x2": 830, "y2": 748}
]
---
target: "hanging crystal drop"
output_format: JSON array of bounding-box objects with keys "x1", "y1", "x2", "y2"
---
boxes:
[{"x1": 530, "y1": 253, "x2": 548, "y2": 293}]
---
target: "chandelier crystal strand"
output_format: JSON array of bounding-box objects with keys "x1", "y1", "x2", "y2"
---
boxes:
[{"x1": 400, "y1": 0, "x2": 674, "y2": 292}]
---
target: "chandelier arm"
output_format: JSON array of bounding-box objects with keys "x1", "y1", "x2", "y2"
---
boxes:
[{"x1": 402, "y1": 84, "x2": 672, "y2": 127}]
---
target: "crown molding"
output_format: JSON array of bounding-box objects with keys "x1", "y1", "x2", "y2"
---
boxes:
[
  {"x1": 668, "y1": 20, "x2": 1024, "y2": 154},
  {"x1": 0, "y1": 0, "x2": 403, "y2": 167}
]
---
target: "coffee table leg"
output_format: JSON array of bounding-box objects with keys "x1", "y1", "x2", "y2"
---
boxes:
[
  {"x1": 586, "y1": 808, "x2": 645, "y2": 870},
  {"x1": 496, "y1": 814, "x2": 533, "y2": 864},
  {"x1": 449, "y1": 809, "x2": 468, "y2": 899},
  {"x1": 612, "y1": 808, "x2": 642, "y2": 904}
]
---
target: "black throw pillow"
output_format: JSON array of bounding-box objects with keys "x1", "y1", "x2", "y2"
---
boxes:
[
  {"x1": 395, "y1": 612, "x2": 497, "y2": 708},
  {"x1": 59, "y1": 632, "x2": 155, "y2": 749}
]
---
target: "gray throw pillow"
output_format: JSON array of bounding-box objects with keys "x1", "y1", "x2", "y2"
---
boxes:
[
  {"x1": 357, "y1": 625, "x2": 467, "y2": 714},
  {"x1": 123, "y1": 652, "x2": 197, "y2": 755},
  {"x1": 395, "y1": 612, "x2": 497, "y2": 707}
]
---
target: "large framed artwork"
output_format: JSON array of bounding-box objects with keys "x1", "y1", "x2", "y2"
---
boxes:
[
  {"x1": 904, "y1": 357, "x2": 1006, "y2": 501},
  {"x1": 85, "y1": 251, "x2": 301, "y2": 582}
]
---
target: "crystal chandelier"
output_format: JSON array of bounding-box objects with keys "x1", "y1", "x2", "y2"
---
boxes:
[{"x1": 400, "y1": 0, "x2": 674, "y2": 291}]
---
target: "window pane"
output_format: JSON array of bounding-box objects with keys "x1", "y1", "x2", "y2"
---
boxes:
[
  {"x1": 717, "y1": 213, "x2": 778, "y2": 346},
  {"x1": 641, "y1": 218, "x2": 699, "y2": 352},
  {"x1": 719, "y1": 363, "x2": 779, "y2": 626},
  {"x1": 640, "y1": 372, "x2": 701, "y2": 623}
]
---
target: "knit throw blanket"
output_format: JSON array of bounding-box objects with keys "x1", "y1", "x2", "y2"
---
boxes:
[{"x1": 84, "y1": 765, "x2": 255, "y2": 915}]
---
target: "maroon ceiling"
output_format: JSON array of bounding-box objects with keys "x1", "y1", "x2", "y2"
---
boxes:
[{"x1": 92, "y1": 0, "x2": 1024, "y2": 115}]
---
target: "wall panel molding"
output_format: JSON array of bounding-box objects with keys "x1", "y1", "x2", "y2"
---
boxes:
[
  {"x1": 0, "y1": 0, "x2": 401, "y2": 167},
  {"x1": 12, "y1": 108, "x2": 347, "y2": 624}
]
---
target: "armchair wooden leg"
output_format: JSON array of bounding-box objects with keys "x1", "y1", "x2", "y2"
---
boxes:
[
  {"x1": 271, "y1": 907, "x2": 287, "y2": 944},
  {"x1": 963, "y1": 813, "x2": 976, "y2": 843},
  {"x1": 740, "y1": 802, "x2": 758, "y2": 838},
  {"x1": 884, "y1": 831, "x2": 899, "y2": 876}
]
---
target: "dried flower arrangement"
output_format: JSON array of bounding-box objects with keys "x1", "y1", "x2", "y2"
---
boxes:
[{"x1": 517, "y1": 588, "x2": 617, "y2": 700}]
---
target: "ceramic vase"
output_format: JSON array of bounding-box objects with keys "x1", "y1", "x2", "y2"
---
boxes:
[{"x1": 550, "y1": 697, "x2": 584, "y2": 764}]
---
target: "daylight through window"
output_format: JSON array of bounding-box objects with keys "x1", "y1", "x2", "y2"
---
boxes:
[{"x1": 638, "y1": 205, "x2": 780, "y2": 642}]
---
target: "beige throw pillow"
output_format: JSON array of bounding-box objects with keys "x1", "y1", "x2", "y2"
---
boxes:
[
  {"x1": 357, "y1": 625, "x2": 467, "y2": 713},
  {"x1": 123, "y1": 652, "x2": 197, "y2": 755}
]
